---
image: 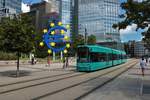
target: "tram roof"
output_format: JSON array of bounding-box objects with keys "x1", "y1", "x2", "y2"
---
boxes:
[{"x1": 78, "y1": 45, "x2": 126, "y2": 54}]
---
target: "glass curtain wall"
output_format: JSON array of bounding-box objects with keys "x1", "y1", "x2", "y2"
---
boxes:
[
  {"x1": 61, "y1": 0, "x2": 72, "y2": 36},
  {"x1": 78, "y1": 0, "x2": 120, "y2": 42},
  {"x1": 4, "y1": 0, "x2": 21, "y2": 13}
]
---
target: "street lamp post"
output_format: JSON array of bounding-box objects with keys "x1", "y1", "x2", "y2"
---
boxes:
[
  {"x1": 85, "y1": 28, "x2": 87, "y2": 45},
  {"x1": 79, "y1": 24, "x2": 88, "y2": 45}
]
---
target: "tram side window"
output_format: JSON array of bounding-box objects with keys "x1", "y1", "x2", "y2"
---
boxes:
[
  {"x1": 121, "y1": 54, "x2": 123, "y2": 59},
  {"x1": 118, "y1": 55, "x2": 120, "y2": 59},
  {"x1": 90, "y1": 53, "x2": 106, "y2": 62},
  {"x1": 112, "y1": 54, "x2": 117, "y2": 60},
  {"x1": 99, "y1": 53, "x2": 107, "y2": 62},
  {"x1": 123, "y1": 55, "x2": 127, "y2": 59},
  {"x1": 117, "y1": 55, "x2": 120, "y2": 60},
  {"x1": 108, "y1": 53, "x2": 112, "y2": 61},
  {"x1": 118, "y1": 54, "x2": 121, "y2": 60}
]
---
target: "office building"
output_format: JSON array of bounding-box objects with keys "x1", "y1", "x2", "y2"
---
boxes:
[
  {"x1": 59, "y1": 0, "x2": 72, "y2": 36},
  {"x1": 78, "y1": 0, "x2": 120, "y2": 43},
  {"x1": 45, "y1": 0, "x2": 72, "y2": 36},
  {"x1": 134, "y1": 41, "x2": 150, "y2": 57},
  {"x1": 46, "y1": 0, "x2": 60, "y2": 13},
  {"x1": 133, "y1": 0, "x2": 144, "y2": 2},
  {"x1": 30, "y1": 0, "x2": 72, "y2": 36},
  {"x1": 71, "y1": 0, "x2": 78, "y2": 39},
  {"x1": 30, "y1": 1, "x2": 59, "y2": 33},
  {"x1": 0, "y1": 0, "x2": 22, "y2": 18},
  {"x1": 47, "y1": 0, "x2": 72, "y2": 28}
]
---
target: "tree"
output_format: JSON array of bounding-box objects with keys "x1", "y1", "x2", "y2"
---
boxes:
[
  {"x1": 0, "y1": 15, "x2": 35, "y2": 76},
  {"x1": 87, "y1": 34, "x2": 96, "y2": 45},
  {"x1": 71, "y1": 34, "x2": 84, "y2": 54},
  {"x1": 113, "y1": 0, "x2": 150, "y2": 50}
]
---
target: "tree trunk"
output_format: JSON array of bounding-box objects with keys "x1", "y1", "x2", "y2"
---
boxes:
[{"x1": 16, "y1": 51, "x2": 20, "y2": 77}]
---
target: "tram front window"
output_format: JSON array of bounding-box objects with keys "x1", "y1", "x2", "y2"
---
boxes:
[{"x1": 77, "y1": 47, "x2": 89, "y2": 62}]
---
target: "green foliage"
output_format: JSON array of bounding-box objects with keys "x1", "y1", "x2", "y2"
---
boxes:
[
  {"x1": 113, "y1": 0, "x2": 150, "y2": 50},
  {"x1": 0, "y1": 15, "x2": 35, "y2": 53},
  {"x1": 70, "y1": 33, "x2": 85, "y2": 55},
  {"x1": 72, "y1": 34, "x2": 84, "y2": 51},
  {"x1": 32, "y1": 30, "x2": 47, "y2": 58},
  {"x1": 0, "y1": 51, "x2": 17, "y2": 60},
  {"x1": 87, "y1": 35, "x2": 96, "y2": 45},
  {"x1": 142, "y1": 27, "x2": 150, "y2": 50},
  {"x1": 35, "y1": 43, "x2": 49, "y2": 58}
]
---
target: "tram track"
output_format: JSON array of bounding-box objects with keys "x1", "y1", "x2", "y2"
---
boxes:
[
  {"x1": 0, "y1": 72, "x2": 87, "y2": 95},
  {"x1": 75, "y1": 61, "x2": 138, "y2": 100},
  {"x1": 0, "y1": 60, "x2": 137, "y2": 100},
  {"x1": 32, "y1": 60, "x2": 138, "y2": 100},
  {"x1": 0, "y1": 72, "x2": 77, "y2": 87},
  {"x1": 0, "y1": 60, "x2": 134, "y2": 89}
]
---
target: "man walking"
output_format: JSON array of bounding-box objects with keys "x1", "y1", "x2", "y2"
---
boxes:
[{"x1": 140, "y1": 58, "x2": 147, "y2": 76}]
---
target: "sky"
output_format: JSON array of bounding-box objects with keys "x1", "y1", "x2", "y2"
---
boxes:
[
  {"x1": 23, "y1": 0, "x2": 42, "y2": 4},
  {"x1": 22, "y1": 0, "x2": 144, "y2": 42}
]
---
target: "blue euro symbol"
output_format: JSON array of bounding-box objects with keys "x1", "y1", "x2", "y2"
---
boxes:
[{"x1": 43, "y1": 26, "x2": 69, "y2": 53}]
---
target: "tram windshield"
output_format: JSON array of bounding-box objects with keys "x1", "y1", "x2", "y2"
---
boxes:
[{"x1": 77, "y1": 47, "x2": 89, "y2": 62}]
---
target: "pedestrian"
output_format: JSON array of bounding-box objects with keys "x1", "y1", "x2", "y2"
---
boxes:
[
  {"x1": 140, "y1": 58, "x2": 147, "y2": 76},
  {"x1": 66, "y1": 57, "x2": 69, "y2": 68},
  {"x1": 34, "y1": 57, "x2": 37, "y2": 64},
  {"x1": 47, "y1": 56, "x2": 50, "y2": 67},
  {"x1": 31, "y1": 54, "x2": 34, "y2": 65},
  {"x1": 63, "y1": 57, "x2": 66, "y2": 69},
  {"x1": 146, "y1": 58, "x2": 148, "y2": 64}
]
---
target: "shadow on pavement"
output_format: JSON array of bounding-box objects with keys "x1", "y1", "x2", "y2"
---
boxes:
[
  {"x1": 0, "y1": 70, "x2": 31, "y2": 78},
  {"x1": 131, "y1": 68, "x2": 150, "y2": 70},
  {"x1": 128, "y1": 73, "x2": 150, "y2": 76},
  {"x1": 143, "y1": 84, "x2": 150, "y2": 94}
]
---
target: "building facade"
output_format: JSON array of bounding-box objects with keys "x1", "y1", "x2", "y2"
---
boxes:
[
  {"x1": 78, "y1": 0, "x2": 120, "y2": 43},
  {"x1": 30, "y1": 1, "x2": 60, "y2": 33},
  {"x1": 30, "y1": 0, "x2": 72, "y2": 36},
  {"x1": 71, "y1": 0, "x2": 78, "y2": 40},
  {"x1": 47, "y1": 0, "x2": 60, "y2": 13},
  {"x1": 0, "y1": 0, "x2": 22, "y2": 18},
  {"x1": 59, "y1": 0, "x2": 72, "y2": 36},
  {"x1": 134, "y1": 41, "x2": 150, "y2": 57},
  {"x1": 133, "y1": 0, "x2": 144, "y2": 2}
]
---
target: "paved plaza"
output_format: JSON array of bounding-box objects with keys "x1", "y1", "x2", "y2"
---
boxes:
[
  {"x1": 0, "y1": 59, "x2": 150, "y2": 100},
  {"x1": 82, "y1": 61, "x2": 150, "y2": 100},
  {"x1": 0, "y1": 61, "x2": 76, "y2": 85}
]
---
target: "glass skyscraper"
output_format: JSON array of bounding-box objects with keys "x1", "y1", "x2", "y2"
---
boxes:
[
  {"x1": 47, "y1": 0, "x2": 72, "y2": 26},
  {"x1": 0, "y1": 0, "x2": 22, "y2": 14},
  {"x1": 48, "y1": 0, "x2": 72, "y2": 36},
  {"x1": 0, "y1": 0, "x2": 4, "y2": 8},
  {"x1": 60, "y1": 0, "x2": 72, "y2": 36},
  {"x1": 0, "y1": 0, "x2": 21, "y2": 19},
  {"x1": 78, "y1": 0, "x2": 120, "y2": 42}
]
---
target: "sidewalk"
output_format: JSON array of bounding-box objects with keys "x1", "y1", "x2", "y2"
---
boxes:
[
  {"x1": 83, "y1": 62, "x2": 150, "y2": 100},
  {"x1": 0, "y1": 57, "x2": 76, "y2": 66},
  {"x1": 0, "y1": 61, "x2": 76, "y2": 85}
]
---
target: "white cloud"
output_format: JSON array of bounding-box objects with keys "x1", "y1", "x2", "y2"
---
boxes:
[
  {"x1": 119, "y1": 24, "x2": 142, "y2": 42},
  {"x1": 21, "y1": 2, "x2": 30, "y2": 13},
  {"x1": 44, "y1": 0, "x2": 49, "y2": 2},
  {"x1": 119, "y1": 24, "x2": 137, "y2": 35},
  {"x1": 143, "y1": 24, "x2": 150, "y2": 31}
]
